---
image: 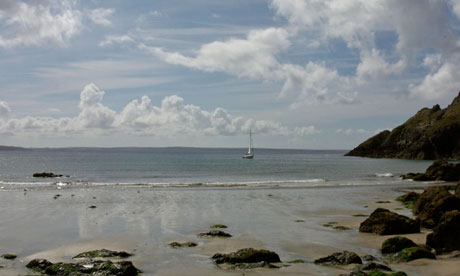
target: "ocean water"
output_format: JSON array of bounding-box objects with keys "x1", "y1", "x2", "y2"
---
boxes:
[{"x1": 0, "y1": 147, "x2": 433, "y2": 189}]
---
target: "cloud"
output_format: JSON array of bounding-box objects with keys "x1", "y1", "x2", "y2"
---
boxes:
[
  {"x1": 409, "y1": 61, "x2": 460, "y2": 100},
  {"x1": 99, "y1": 34, "x2": 134, "y2": 47},
  {"x1": 0, "y1": 0, "x2": 82, "y2": 47},
  {"x1": 88, "y1": 8, "x2": 114, "y2": 26},
  {"x1": 336, "y1": 128, "x2": 368, "y2": 135},
  {"x1": 0, "y1": 84, "x2": 319, "y2": 138},
  {"x1": 294, "y1": 126, "x2": 320, "y2": 136},
  {"x1": 0, "y1": 101, "x2": 11, "y2": 120},
  {"x1": 139, "y1": 27, "x2": 290, "y2": 79},
  {"x1": 279, "y1": 62, "x2": 352, "y2": 105},
  {"x1": 356, "y1": 49, "x2": 407, "y2": 80}
]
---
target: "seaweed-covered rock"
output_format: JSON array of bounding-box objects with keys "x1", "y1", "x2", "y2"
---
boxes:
[
  {"x1": 168, "y1": 241, "x2": 198, "y2": 248},
  {"x1": 33, "y1": 172, "x2": 63, "y2": 178},
  {"x1": 198, "y1": 230, "x2": 232, "y2": 238},
  {"x1": 361, "y1": 262, "x2": 392, "y2": 271},
  {"x1": 210, "y1": 224, "x2": 228, "y2": 229},
  {"x1": 359, "y1": 208, "x2": 419, "y2": 235},
  {"x1": 0, "y1": 253, "x2": 16, "y2": 260},
  {"x1": 426, "y1": 210, "x2": 460, "y2": 254},
  {"x1": 73, "y1": 249, "x2": 132, "y2": 259},
  {"x1": 413, "y1": 186, "x2": 460, "y2": 228},
  {"x1": 381, "y1": 236, "x2": 417, "y2": 254},
  {"x1": 26, "y1": 258, "x2": 139, "y2": 276},
  {"x1": 212, "y1": 248, "x2": 281, "y2": 265},
  {"x1": 389, "y1": 247, "x2": 435, "y2": 262},
  {"x1": 314, "y1": 251, "x2": 362, "y2": 265},
  {"x1": 345, "y1": 92, "x2": 460, "y2": 160},
  {"x1": 26, "y1": 259, "x2": 53, "y2": 271},
  {"x1": 395, "y1": 192, "x2": 419, "y2": 209}
]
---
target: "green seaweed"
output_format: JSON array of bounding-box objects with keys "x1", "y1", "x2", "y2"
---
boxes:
[
  {"x1": 287, "y1": 259, "x2": 305, "y2": 263},
  {"x1": 1, "y1": 253, "x2": 16, "y2": 260},
  {"x1": 210, "y1": 224, "x2": 228, "y2": 229}
]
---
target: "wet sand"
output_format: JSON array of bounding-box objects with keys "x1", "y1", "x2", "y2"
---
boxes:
[{"x1": 0, "y1": 183, "x2": 459, "y2": 275}]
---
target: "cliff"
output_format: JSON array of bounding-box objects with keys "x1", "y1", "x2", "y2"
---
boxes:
[{"x1": 346, "y1": 92, "x2": 460, "y2": 160}]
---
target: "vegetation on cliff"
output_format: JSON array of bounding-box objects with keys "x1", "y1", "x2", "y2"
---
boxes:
[{"x1": 346, "y1": 92, "x2": 460, "y2": 160}]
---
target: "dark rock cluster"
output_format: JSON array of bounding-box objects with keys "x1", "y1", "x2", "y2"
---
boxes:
[{"x1": 402, "y1": 160, "x2": 460, "y2": 181}]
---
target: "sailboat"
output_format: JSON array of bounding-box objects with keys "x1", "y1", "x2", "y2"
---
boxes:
[{"x1": 242, "y1": 129, "x2": 254, "y2": 159}]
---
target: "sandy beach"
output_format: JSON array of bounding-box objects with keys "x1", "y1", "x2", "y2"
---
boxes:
[{"x1": 0, "y1": 182, "x2": 459, "y2": 276}]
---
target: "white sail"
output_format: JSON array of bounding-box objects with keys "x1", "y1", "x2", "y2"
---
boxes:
[{"x1": 243, "y1": 129, "x2": 254, "y2": 159}]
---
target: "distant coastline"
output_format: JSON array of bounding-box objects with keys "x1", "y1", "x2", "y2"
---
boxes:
[{"x1": 0, "y1": 145, "x2": 348, "y2": 154}]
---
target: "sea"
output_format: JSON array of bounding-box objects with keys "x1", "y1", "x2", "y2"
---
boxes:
[{"x1": 0, "y1": 147, "x2": 433, "y2": 189}]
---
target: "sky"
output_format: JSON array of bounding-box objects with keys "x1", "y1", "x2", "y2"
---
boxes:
[{"x1": 0, "y1": 0, "x2": 460, "y2": 149}]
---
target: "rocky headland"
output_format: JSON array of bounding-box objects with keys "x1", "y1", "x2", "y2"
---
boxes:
[{"x1": 346, "y1": 92, "x2": 460, "y2": 160}]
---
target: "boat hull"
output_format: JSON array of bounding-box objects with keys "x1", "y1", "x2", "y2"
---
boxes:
[{"x1": 242, "y1": 154, "x2": 254, "y2": 159}]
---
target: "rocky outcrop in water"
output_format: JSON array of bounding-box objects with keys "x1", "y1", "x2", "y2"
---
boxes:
[
  {"x1": 402, "y1": 160, "x2": 460, "y2": 181},
  {"x1": 33, "y1": 172, "x2": 63, "y2": 178},
  {"x1": 359, "y1": 208, "x2": 420, "y2": 235},
  {"x1": 346, "y1": 92, "x2": 460, "y2": 160}
]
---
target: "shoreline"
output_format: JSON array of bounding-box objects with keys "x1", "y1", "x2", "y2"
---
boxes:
[{"x1": 0, "y1": 182, "x2": 459, "y2": 275}]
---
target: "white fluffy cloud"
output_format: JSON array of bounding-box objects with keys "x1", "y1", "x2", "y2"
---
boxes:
[
  {"x1": 0, "y1": 84, "x2": 319, "y2": 138},
  {"x1": 139, "y1": 28, "x2": 290, "y2": 79},
  {"x1": 140, "y1": 0, "x2": 460, "y2": 106},
  {"x1": 0, "y1": 0, "x2": 82, "y2": 47}
]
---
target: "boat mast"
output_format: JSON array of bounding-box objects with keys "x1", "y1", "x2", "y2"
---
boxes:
[{"x1": 248, "y1": 129, "x2": 252, "y2": 154}]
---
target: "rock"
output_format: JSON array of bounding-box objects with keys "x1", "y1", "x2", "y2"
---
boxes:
[
  {"x1": 455, "y1": 183, "x2": 460, "y2": 197},
  {"x1": 361, "y1": 262, "x2": 392, "y2": 271},
  {"x1": 73, "y1": 249, "x2": 132, "y2": 259},
  {"x1": 395, "y1": 192, "x2": 419, "y2": 209},
  {"x1": 345, "y1": 92, "x2": 460, "y2": 160},
  {"x1": 212, "y1": 248, "x2": 281, "y2": 265},
  {"x1": 362, "y1": 255, "x2": 377, "y2": 262},
  {"x1": 26, "y1": 258, "x2": 139, "y2": 276},
  {"x1": 26, "y1": 259, "x2": 53, "y2": 271},
  {"x1": 413, "y1": 186, "x2": 460, "y2": 228},
  {"x1": 389, "y1": 247, "x2": 435, "y2": 262},
  {"x1": 0, "y1": 253, "x2": 16, "y2": 260},
  {"x1": 402, "y1": 160, "x2": 460, "y2": 181},
  {"x1": 381, "y1": 236, "x2": 417, "y2": 254},
  {"x1": 33, "y1": 172, "x2": 63, "y2": 178},
  {"x1": 426, "y1": 210, "x2": 460, "y2": 254},
  {"x1": 198, "y1": 230, "x2": 232, "y2": 238},
  {"x1": 287, "y1": 259, "x2": 305, "y2": 263},
  {"x1": 210, "y1": 224, "x2": 228, "y2": 229},
  {"x1": 168, "y1": 241, "x2": 198, "y2": 248},
  {"x1": 314, "y1": 251, "x2": 362, "y2": 265},
  {"x1": 359, "y1": 208, "x2": 420, "y2": 235},
  {"x1": 424, "y1": 160, "x2": 460, "y2": 181}
]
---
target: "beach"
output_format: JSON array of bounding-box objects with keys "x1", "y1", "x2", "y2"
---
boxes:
[{"x1": 1, "y1": 180, "x2": 459, "y2": 275}]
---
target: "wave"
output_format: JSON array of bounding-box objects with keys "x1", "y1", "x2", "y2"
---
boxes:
[
  {"x1": 0, "y1": 178, "x2": 329, "y2": 189},
  {"x1": 375, "y1": 173, "x2": 394, "y2": 177}
]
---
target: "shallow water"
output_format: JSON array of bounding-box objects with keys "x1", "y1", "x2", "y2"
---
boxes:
[
  {"x1": 0, "y1": 148, "x2": 442, "y2": 275},
  {"x1": 0, "y1": 147, "x2": 432, "y2": 188}
]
